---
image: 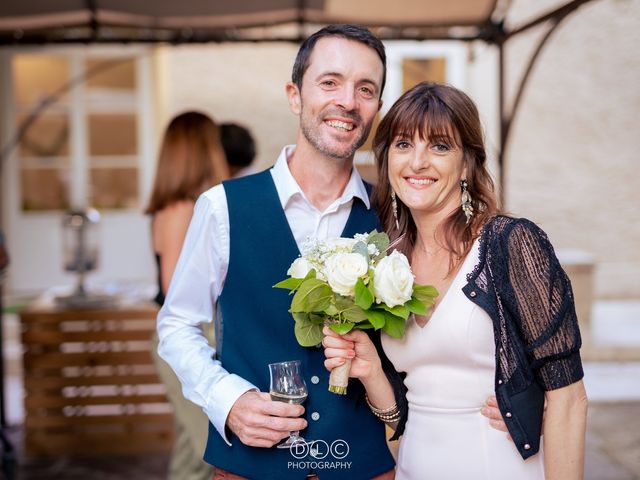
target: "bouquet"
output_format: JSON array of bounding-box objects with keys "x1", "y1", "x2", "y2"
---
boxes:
[{"x1": 274, "y1": 231, "x2": 438, "y2": 394}]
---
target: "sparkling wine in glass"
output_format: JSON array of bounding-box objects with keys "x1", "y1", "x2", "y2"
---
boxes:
[{"x1": 269, "y1": 360, "x2": 308, "y2": 448}]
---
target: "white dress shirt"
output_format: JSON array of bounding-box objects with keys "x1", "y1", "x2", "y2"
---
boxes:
[{"x1": 157, "y1": 145, "x2": 370, "y2": 444}]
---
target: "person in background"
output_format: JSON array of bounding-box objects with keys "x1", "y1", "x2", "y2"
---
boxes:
[
  {"x1": 220, "y1": 123, "x2": 257, "y2": 178},
  {"x1": 323, "y1": 82, "x2": 588, "y2": 480},
  {"x1": 145, "y1": 111, "x2": 229, "y2": 480}
]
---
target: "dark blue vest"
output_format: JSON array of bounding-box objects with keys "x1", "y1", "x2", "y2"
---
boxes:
[{"x1": 204, "y1": 170, "x2": 395, "y2": 479}]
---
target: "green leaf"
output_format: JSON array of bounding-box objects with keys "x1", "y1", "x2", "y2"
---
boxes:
[
  {"x1": 382, "y1": 314, "x2": 406, "y2": 338},
  {"x1": 364, "y1": 309, "x2": 386, "y2": 329},
  {"x1": 342, "y1": 304, "x2": 368, "y2": 323},
  {"x1": 413, "y1": 284, "x2": 439, "y2": 304},
  {"x1": 290, "y1": 279, "x2": 333, "y2": 313},
  {"x1": 273, "y1": 277, "x2": 304, "y2": 291},
  {"x1": 291, "y1": 312, "x2": 310, "y2": 323},
  {"x1": 294, "y1": 318, "x2": 324, "y2": 347},
  {"x1": 352, "y1": 241, "x2": 370, "y2": 263},
  {"x1": 368, "y1": 231, "x2": 390, "y2": 260},
  {"x1": 380, "y1": 303, "x2": 411, "y2": 320},
  {"x1": 324, "y1": 304, "x2": 339, "y2": 317},
  {"x1": 329, "y1": 322, "x2": 355, "y2": 335},
  {"x1": 406, "y1": 297, "x2": 428, "y2": 316},
  {"x1": 334, "y1": 295, "x2": 355, "y2": 311},
  {"x1": 354, "y1": 278, "x2": 374, "y2": 310},
  {"x1": 274, "y1": 269, "x2": 317, "y2": 291},
  {"x1": 354, "y1": 323, "x2": 375, "y2": 330},
  {"x1": 367, "y1": 273, "x2": 376, "y2": 297},
  {"x1": 309, "y1": 313, "x2": 326, "y2": 324}
]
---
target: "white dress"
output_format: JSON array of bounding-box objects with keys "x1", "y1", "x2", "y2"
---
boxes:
[{"x1": 382, "y1": 241, "x2": 545, "y2": 480}]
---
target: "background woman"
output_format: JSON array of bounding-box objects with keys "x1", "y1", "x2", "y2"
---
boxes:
[
  {"x1": 146, "y1": 111, "x2": 228, "y2": 480},
  {"x1": 323, "y1": 82, "x2": 587, "y2": 480}
]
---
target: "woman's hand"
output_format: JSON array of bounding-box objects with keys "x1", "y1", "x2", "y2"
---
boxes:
[{"x1": 322, "y1": 326, "x2": 383, "y2": 381}]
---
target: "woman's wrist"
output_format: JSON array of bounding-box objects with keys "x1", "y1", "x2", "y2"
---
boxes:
[{"x1": 361, "y1": 363, "x2": 389, "y2": 392}]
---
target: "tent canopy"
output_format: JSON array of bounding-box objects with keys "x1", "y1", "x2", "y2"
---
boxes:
[
  {"x1": 0, "y1": 0, "x2": 502, "y2": 44},
  {"x1": 0, "y1": 0, "x2": 596, "y2": 201}
]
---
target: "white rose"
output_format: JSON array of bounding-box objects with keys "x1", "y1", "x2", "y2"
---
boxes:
[
  {"x1": 287, "y1": 257, "x2": 313, "y2": 279},
  {"x1": 373, "y1": 250, "x2": 414, "y2": 307},
  {"x1": 323, "y1": 252, "x2": 368, "y2": 297}
]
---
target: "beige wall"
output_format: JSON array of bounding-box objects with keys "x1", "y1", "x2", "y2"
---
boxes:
[
  {"x1": 499, "y1": 0, "x2": 640, "y2": 298},
  {"x1": 154, "y1": 42, "x2": 300, "y2": 171}
]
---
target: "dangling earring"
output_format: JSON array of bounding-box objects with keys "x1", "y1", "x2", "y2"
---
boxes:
[
  {"x1": 460, "y1": 180, "x2": 474, "y2": 224},
  {"x1": 391, "y1": 190, "x2": 400, "y2": 230}
]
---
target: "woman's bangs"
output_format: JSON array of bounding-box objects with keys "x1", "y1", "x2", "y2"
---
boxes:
[{"x1": 390, "y1": 96, "x2": 459, "y2": 147}]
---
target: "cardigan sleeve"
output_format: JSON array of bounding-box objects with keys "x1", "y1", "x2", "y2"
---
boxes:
[{"x1": 503, "y1": 219, "x2": 584, "y2": 391}]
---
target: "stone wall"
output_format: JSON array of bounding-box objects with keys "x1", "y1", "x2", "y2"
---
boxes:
[{"x1": 498, "y1": 0, "x2": 639, "y2": 298}]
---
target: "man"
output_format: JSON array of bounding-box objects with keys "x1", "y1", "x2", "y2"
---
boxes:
[{"x1": 158, "y1": 24, "x2": 506, "y2": 480}]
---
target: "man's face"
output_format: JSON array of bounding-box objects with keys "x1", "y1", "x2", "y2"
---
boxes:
[{"x1": 291, "y1": 37, "x2": 384, "y2": 160}]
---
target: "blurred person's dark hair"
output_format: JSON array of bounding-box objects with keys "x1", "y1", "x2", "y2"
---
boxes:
[
  {"x1": 220, "y1": 123, "x2": 257, "y2": 177},
  {"x1": 145, "y1": 111, "x2": 228, "y2": 215},
  {"x1": 291, "y1": 24, "x2": 386, "y2": 97}
]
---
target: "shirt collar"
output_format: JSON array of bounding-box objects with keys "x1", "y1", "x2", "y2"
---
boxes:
[{"x1": 271, "y1": 145, "x2": 371, "y2": 211}]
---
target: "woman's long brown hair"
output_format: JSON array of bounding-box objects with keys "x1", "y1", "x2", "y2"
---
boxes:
[
  {"x1": 145, "y1": 111, "x2": 229, "y2": 214},
  {"x1": 372, "y1": 82, "x2": 500, "y2": 267}
]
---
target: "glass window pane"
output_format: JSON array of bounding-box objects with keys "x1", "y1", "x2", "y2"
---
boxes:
[
  {"x1": 402, "y1": 58, "x2": 447, "y2": 92},
  {"x1": 21, "y1": 168, "x2": 70, "y2": 211},
  {"x1": 18, "y1": 113, "x2": 70, "y2": 158},
  {"x1": 88, "y1": 114, "x2": 137, "y2": 156},
  {"x1": 13, "y1": 55, "x2": 70, "y2": 105},
  {"x1": 90, "y1": 168, "x2": 138, "y2": 209},
  {"x1": 86, "y1": 58, "x2": 136, "y2": 91}
]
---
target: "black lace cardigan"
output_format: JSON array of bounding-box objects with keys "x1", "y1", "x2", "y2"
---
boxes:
[{"x1": 375, "y1": 215, "x2": 584, "y2": 460}]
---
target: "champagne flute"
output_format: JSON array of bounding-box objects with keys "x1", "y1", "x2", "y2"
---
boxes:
[{"x1": 269, "y1": 360, "x2": 308, "y2": 448}]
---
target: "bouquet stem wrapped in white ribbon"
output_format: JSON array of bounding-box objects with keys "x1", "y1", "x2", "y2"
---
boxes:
[{"x1": 275, "y1": 231, "x2": 437, "y2": 395}]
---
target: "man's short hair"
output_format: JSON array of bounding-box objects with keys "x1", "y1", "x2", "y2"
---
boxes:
[
  {"x1": 220, "y1": 123, "x2": 256, "y2": 169},
  {"x1": 291, "y1": 24, "x2": 386, "y2": 97}
]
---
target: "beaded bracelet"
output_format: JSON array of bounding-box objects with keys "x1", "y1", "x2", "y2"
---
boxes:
[{"x1": 365, "y1": 393, "x2": 401, "y2": 422}]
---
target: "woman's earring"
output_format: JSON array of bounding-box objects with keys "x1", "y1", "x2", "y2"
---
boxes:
[
  {"x1": 391, "y1": 190, "x2": 400, "y2": 230},
  {"x1": 460, "y1": 180, "x2": 474, "y2": 224}
]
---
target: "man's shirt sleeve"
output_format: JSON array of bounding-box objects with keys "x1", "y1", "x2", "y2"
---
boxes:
[{"x1": 156, "y1": 186, "x2": 257, "y2": 445}]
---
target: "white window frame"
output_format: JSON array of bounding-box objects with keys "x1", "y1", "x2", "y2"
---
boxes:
[
  {"x1": 382, "y1": 40, "x2": 468, "y2": 115},
  {"x1": 2, "y1": 45, "x2": 155, "y2": 217}
]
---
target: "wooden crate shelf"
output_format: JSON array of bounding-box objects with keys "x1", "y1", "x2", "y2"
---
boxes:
[{"x1": 20, "y1": 303, "x2": 175, "y2": 456}]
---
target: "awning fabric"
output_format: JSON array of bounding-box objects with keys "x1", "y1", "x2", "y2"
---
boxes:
[{"x1": 0, "y1": 0, "x2": 499, "y2": 44}]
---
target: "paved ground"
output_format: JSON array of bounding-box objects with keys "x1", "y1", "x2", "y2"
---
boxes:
[{"x1": 585, "y1": 402, "x2": 640, "y2": 480}]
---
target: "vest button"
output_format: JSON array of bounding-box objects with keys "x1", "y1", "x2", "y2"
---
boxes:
[
  {"x1": 311, "y1": 412, "x2": 320, "y2": 421},
  {"x1": 470, "y1": 291, "x2": 477, "y2": 298},
  {"x1": 311, "y1": 376, "x2": 320, "y2": 385},
  {"x1": 505, "y1": 412, "x2": 512, "y2": 418},
  {"x1": 498, "y1": 379, "x2": 503, "y2": 385},
  {"x1": 524, "y1": 443, "x2": 531, "y2": 450}
]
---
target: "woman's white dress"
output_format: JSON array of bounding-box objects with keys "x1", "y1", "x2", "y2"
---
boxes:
[{"x1": 382, "y1": 241, "x2": 545, "y2": 480}]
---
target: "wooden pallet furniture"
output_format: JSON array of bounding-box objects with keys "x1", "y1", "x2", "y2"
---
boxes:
[{"x1": 20, "y1": 303, "x2": 175, "y2": 456}]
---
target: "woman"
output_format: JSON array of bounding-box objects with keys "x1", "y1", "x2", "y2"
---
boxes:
[
  {"x1": 146, "y1": 111, "x2": 228, "y2": 480},
  {"x1": 323, "y1": 82, "x2": 587, "y2": 479}
]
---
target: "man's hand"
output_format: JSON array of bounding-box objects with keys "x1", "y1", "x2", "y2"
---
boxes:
[
  {"x1": 227, "y1": 391, "x2": 308, "y2": 448},
  {"x1": 481, "y1": 395, "x2": 547, "y2": 441},
  {"x1": 480, "y1": 395, "x2": 510, "y2": 437}
]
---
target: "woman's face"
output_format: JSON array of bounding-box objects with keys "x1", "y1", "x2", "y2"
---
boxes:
[{"x1": 387, "y1": 129, "x2": 467, "y2": 222}]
